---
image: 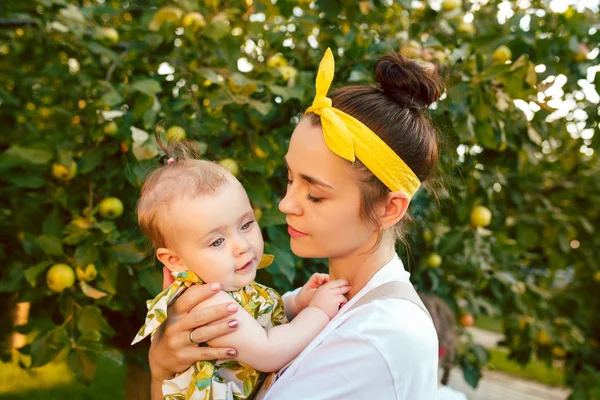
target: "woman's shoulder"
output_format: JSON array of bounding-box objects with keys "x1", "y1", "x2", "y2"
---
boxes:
[{"x1": 337, "y1": 297, "x2": 438, "y2": 357}]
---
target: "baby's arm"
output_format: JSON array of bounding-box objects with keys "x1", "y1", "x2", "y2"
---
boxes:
[{"x1": 204, "y1": 279, "x2": 349, "y2": 372}]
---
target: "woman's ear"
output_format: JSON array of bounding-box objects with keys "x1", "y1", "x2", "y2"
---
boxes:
[
  {"x1": 156, "y1": 248, "x2": 186, "y2": 273},
  {"x1": 378, "y1": 191, "x2": 410, "y2": 229}
]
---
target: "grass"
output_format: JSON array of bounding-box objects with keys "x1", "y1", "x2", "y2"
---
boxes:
[
  {"x1": 474, "y1": 314, "x2": 504, "y2": 333},
  {"x1": 0, "y1": 356, "x2": 125, "y2": 400},
  {"x1": 487, "y1": 348, "x2": 566, "y2": 387}
]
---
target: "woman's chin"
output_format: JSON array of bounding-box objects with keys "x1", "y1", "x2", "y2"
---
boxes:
[{"x1": 290, "y1": 241, "x2": 327, "y2": 259}]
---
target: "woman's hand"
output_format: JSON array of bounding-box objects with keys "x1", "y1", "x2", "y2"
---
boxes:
[{"x1": 148, "y1": 268, "x2": 240, "y2": 383}]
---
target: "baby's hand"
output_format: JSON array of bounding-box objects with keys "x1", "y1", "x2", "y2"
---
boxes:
[
  {"x1": 309, "y1": 279, "x2": 351, "y2": 320},
  {"x1": 295, "y1": 273, "x2": 329, "y2": 313}
]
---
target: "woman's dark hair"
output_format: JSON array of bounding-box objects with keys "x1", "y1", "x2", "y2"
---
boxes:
[{"x1": 306, "y1": 53, "x2": 444, "y2": 243}]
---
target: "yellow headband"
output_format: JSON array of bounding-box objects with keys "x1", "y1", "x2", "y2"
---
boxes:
[{"x1": 305, "y1": 48, "x2": 421, "y2": 198}]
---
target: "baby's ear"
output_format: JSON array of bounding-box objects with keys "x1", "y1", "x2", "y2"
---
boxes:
[{"x1": 156, "y1": 248, "x2": 186, "y2": 273}]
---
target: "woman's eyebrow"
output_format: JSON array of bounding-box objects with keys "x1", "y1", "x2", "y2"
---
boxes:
[{"x1": 284, "y1": 158, "x2": 335, "y2": 190}]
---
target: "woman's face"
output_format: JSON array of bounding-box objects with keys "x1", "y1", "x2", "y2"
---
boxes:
[{"x1": 279, "y1": 118, "x2": 377, "y2": 259}]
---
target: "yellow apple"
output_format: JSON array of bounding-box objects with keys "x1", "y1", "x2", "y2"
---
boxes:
[
  {"x1": 492, "y1": 45, "x2": 512, "y2": 64},
  {"x1": 470, "y1": 205, "x2": 492, "y2": 227},
  {"x1": 99, "y1": 197, "x2": 124, "y2": 219},
  {"x1": 47, "y1": 264, "x2": 75, "y2": 293},
  {"x1": 218, "y1": 158, "x2": 240, "y2": 177}
]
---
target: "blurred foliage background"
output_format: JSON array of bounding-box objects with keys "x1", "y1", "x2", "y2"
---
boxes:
[{"x1": 0, "y1": 0, "x2": 598, "y2": 398}]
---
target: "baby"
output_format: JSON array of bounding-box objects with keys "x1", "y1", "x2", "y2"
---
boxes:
[{"x1": 132, "y1": 143, "x2": 350, "y2": 400}]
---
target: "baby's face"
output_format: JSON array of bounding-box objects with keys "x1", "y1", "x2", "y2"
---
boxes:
[{"x1": 168, "y1": 177, "x2": 263, "y2": 291}]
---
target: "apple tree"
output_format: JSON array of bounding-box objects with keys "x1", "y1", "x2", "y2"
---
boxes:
[{"x1": 0, "y1": 0, "x2": 598, "y2": 398}]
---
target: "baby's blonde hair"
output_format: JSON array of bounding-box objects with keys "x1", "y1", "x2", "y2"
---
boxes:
[{"x1": 137, "y1": 141, "x2": 228, "y2": 250}]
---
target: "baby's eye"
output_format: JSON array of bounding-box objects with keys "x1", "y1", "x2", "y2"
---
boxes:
[
  {"x1": 211, "y1": 238, "x2": 224, "y2": 248},
  {"x1": 241, "y1": 221, "x2": 254, "y2": 230}
]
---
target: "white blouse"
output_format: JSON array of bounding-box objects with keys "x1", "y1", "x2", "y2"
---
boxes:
[{"x1": 264, "y1": 255, "x2": 439, "y2": 400}]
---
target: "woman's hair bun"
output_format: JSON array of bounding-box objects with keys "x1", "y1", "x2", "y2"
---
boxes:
[{"x1": 374, "y1": 53, "x2": 443, "y2": 110}]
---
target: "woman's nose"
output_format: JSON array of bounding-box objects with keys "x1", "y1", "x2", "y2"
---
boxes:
[{"x1": 279, "y1": 186, "x2": 302, "y2": 216}]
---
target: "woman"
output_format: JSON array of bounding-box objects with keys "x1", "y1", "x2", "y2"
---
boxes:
[{"x1": 149, "y1": 48, "x2": 443, "y2": 399}]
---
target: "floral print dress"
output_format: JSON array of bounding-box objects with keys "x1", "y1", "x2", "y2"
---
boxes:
[{"x1": 132, "y1": 256, "x2": 287, "y2": 400}]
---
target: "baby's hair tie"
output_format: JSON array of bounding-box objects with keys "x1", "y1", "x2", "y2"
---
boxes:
[{"x1": 158, "y1": 155, "x2": 176, "y2": 165}]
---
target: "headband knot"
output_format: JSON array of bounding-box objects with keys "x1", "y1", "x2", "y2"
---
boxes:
[{"x1": 307, "y1": 97, "x2": 332, "y2": 111}]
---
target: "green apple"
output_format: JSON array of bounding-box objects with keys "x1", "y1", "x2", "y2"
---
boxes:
[
  {"x1": 96, "y1": 27, "x2": 119, "y2": 45},
  {"x1": 492, "y1": 45, "x2": 512, "y2": 64},
  {"x1": 442, "y1": 0, "x2": 461, "y2": 11},
  {"x1": 426, "y1": 253, "x2": 443, "y2": 268},
  {"x1": 218, "y1": 158, "x2": 240, "y2": 177},
  {"x1": 470, "y1": 205, "x2": 492, "y2": 227},
  {"x1": 47, "y1": 263, "x2": 75, "y2": 292},
  {"x1": 182, "y1": 12, "x2": 206, "y2": 30},
  {"x1": 104, "y1": 121, "x2": 118, "y2": 136},
  {"x1": 52, "y1": 161, "x2": 77, "y2": 181},
  {"x1": 167, "y1": 126, "x2": 186, "y2": 142},
  {"x1": 99, "y1": 197, "x2": 124, "y2": 219}
]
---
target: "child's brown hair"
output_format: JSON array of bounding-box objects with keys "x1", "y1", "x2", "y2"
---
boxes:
[{"x1": 137, "y1": 138, "x2": 229, "y2": 250}]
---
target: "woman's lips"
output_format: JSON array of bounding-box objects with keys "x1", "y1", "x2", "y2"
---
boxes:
[{"x1": 287, "y1": 225, "x2": 307, "y2": 238}]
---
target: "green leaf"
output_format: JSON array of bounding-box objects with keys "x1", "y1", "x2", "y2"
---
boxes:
[
  {"x1": 36, "y1": 234, "x2": 64, "y2": 256},
  {"x1": 68, "y1": 349, "x2": 98, "y2": 384},
  {"x1": 87, "y1": 42, "x2": 119, "y2": 62},
  {"x1": 130, "y1": 79, "x2": 162, "y2": 97},
  {"x1": 578, "y1": 217, "x2": 594, "y2": 234},
  {"x1": 30, "y1": 327, "x2": 69, "y2": 367},
  {"x1": 94, "y1": 221, "x2": 116, "y2": 234},
  {"x1": 75, "y1": 305, "x2": 115, "y2": 336},
  {"x1": 78, "y1": 149, "x2": 103, "y2": 174},
  {"x1": 462, "y1": 363, "x2": 482, "y2": 388},
  {"x1": 99, "y1": 87, "x2": 123, "y2": 107},
  {"x1": 438, "y1": 230, "x2": 465, "y2": 255},
  {"x1": 0, "y1": 146, "x2": 53, "y2": 167},
  {"x1": 204, "y1": 19, "x2": 231, "y2": 40},
  {"x1": 74, "y1": 244, "x2": 99, "y2": 268},
  {"x1": 4, "y1": 171, "x2": 46, "y2": 188},
  {"x1": 42, "y1": 212, "x2": 64, "y2": 237},
  {"x1": 0, "y1": 267, "x2": 24, "y2": 292},
  {"x1": 24, "y1": 261, "x2": 53, "y2": 287},
  {"x1": 260, "y1": 207, "x2": 287, "y2": 227},
  {"x1": 112, "y1": 242, "x2": 147, "y2": 264},
  {"x1": 265, "y1": 243, "x2": 296, "y2": 284},
  {"x1": 138, "y1": 268, "x2": 162, "y2": 297},
  {"x1": 100, "y1": 348, "x2": 124, "y2": 366},
  {"x1": 475, "y1": 120, "x2": 499, "y2": 150},
  {"x1": 516, "y1": 225, "x2": 539, "y2": 249},
  {"x1": 249, "y1": 100, "x2": 274, "y2": 116},
  {"x1": 471, "y1": 344, "x2": 490, "y2": 364}
]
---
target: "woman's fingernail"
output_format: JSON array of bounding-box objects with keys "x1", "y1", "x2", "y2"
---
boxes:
[
  {"x1": 227, "y1": 349, "x2": 237, "y2": 357},
  {"x1": 228, "y1": 320, "x2": 239, "y2": 329},
  {"x1": 226, "y1": 303, "x2": 238, "y2": 312},
  {"x1": 210, "y1": 283, "x2": 220, "y2": 291}
]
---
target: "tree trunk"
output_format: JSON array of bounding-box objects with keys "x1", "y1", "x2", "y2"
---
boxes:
[
  {"x1": 0, "y1": 294, "x2": 16, "y2": 358},
  {"x1": 125, "y1": 360, "x2": 152, "y2": 400}
]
